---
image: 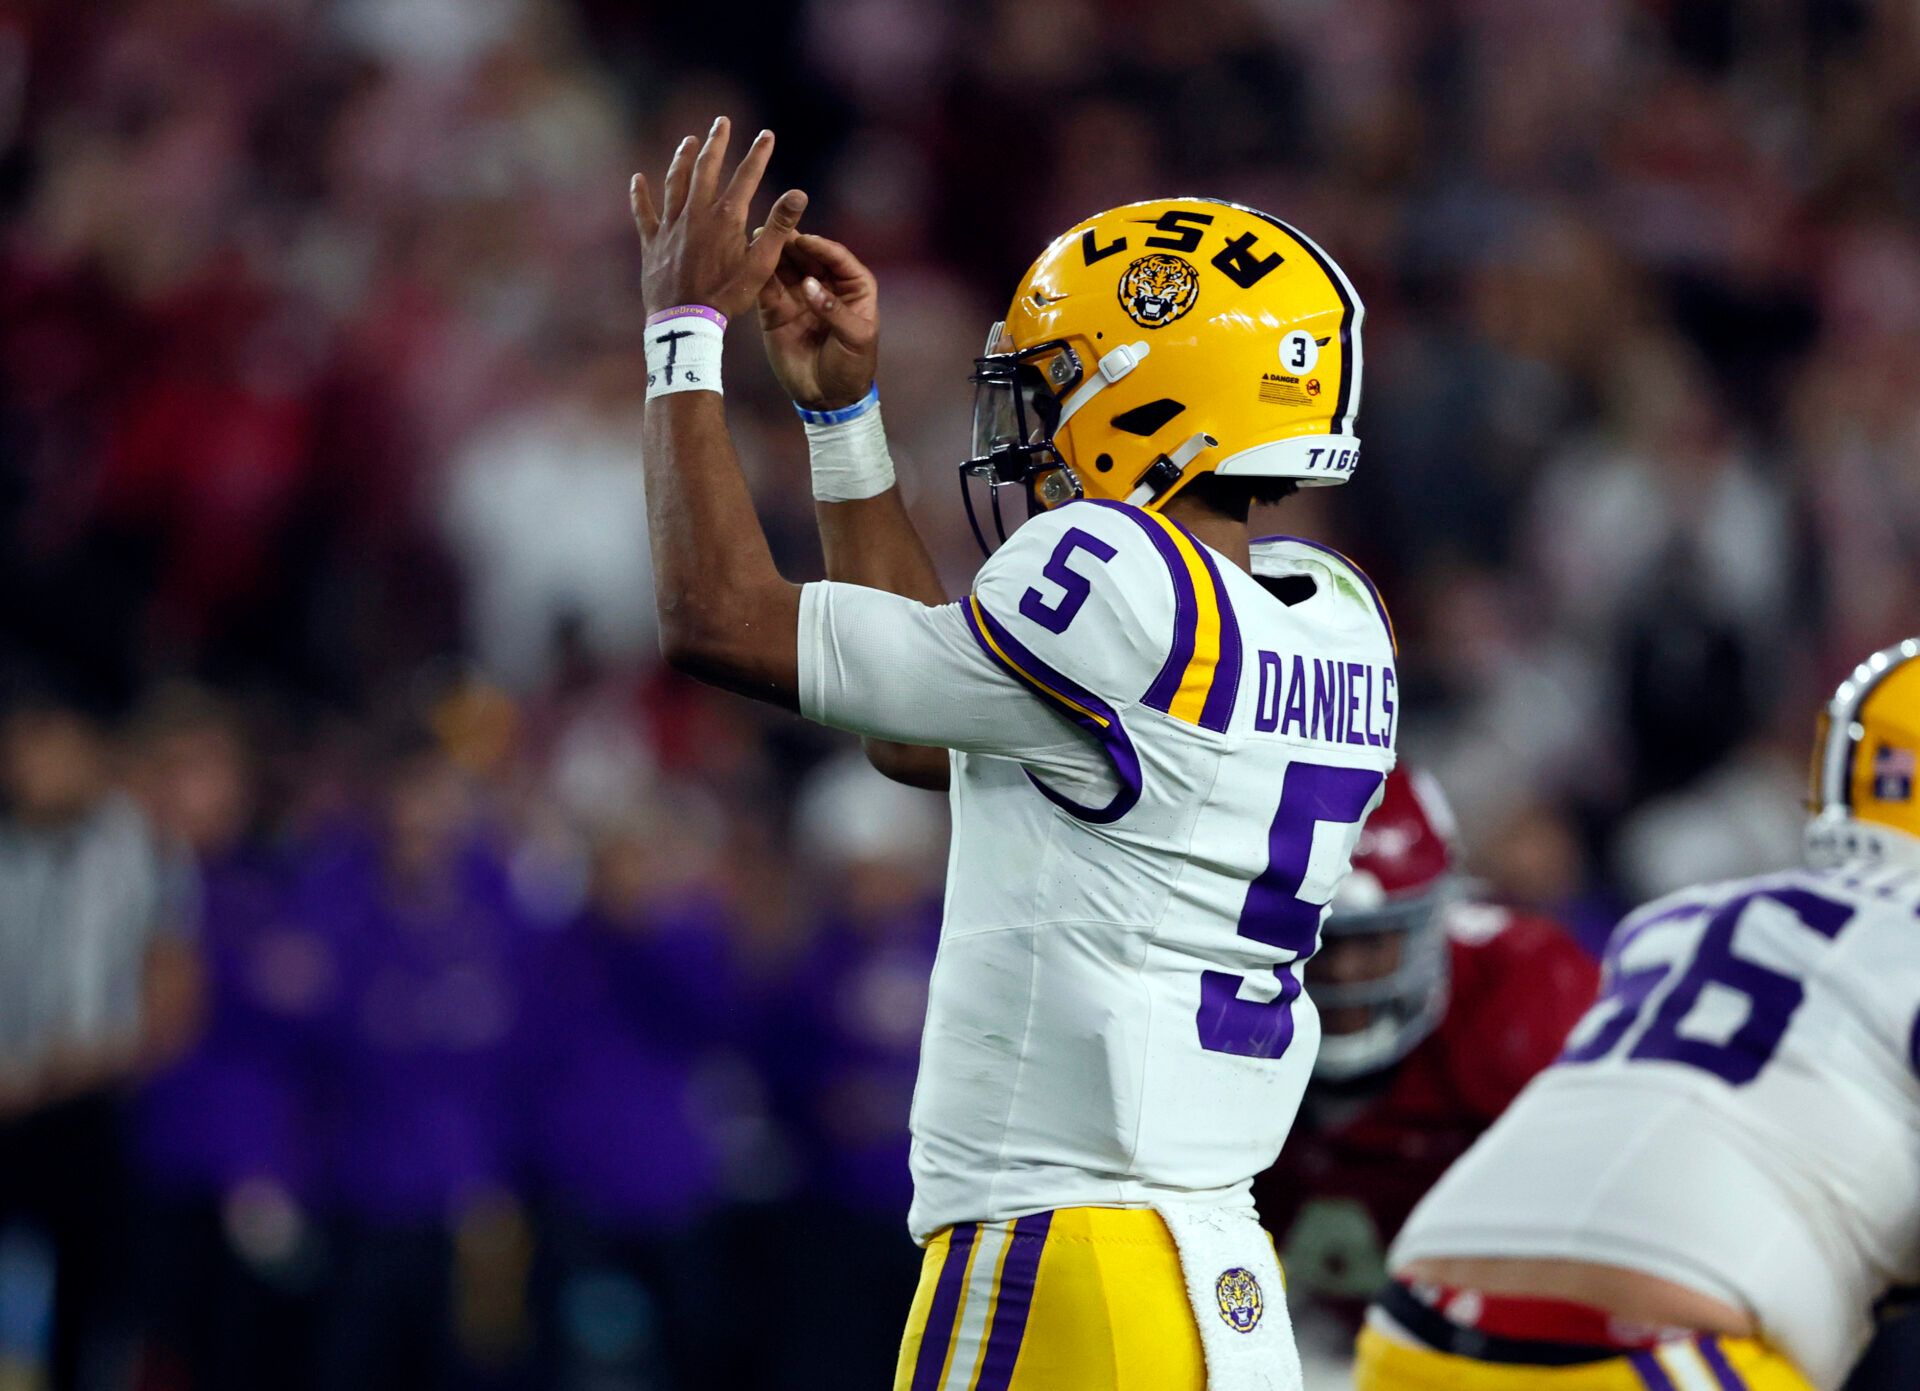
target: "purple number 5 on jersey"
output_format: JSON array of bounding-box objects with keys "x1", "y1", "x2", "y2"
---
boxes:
[{"x1": 1197, "y1": 761, "x2": 1384, "y2": 1059}]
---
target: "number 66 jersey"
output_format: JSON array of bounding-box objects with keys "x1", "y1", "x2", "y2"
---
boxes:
[
  {"x1": 796, "y1": 500, "x2": 1398, "y2": 1243},
  {"x1": 1391, "y1": 864, "x2": 1920, "y2": 1387}
]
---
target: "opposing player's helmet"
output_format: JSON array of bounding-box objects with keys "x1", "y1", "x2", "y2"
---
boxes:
[
  {"x1": 1309, "y1": 766, "x2": 1455, "y2": 1081},
  {"x1": 961, "y1": 197, "x2": 1364, "y2": 551},
  {"x1": 1807, "y1": 637, "x2": 1920, "y2": 869}
]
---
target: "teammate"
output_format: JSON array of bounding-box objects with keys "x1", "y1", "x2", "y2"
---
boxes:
[
  {"x1": 1253, "y1": 767, "x2": 1596, "y2": 1347},
  {"x1": 628, "y1": 120, "x2": 1394, "y2": 1389},
  {"x1": 1356, "y1": 639, "x2": 1920, "y2": 1390}
]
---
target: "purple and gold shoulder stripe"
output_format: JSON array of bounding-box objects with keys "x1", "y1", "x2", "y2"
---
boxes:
[
  {"x1": 1086, "y1": 500, "x2": 1243, "y2": 734},
  {"x1": 963, "y1": 595, "x2": 1144, "y2": 823}
]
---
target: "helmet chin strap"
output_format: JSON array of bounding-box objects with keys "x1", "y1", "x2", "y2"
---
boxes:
[
  {"x1": 1056, "y1": 341, "x2": 1150, "y2": 428},
  {"x1": 1126, "y1": 432, "x2": 1216, "y2": 506}
]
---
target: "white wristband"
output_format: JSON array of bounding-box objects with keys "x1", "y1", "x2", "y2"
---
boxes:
[
  {"x1": 645, "y1": 306, "x2": 725, "y2": 400},
  {"x1": 800, "y1": 386, "x2": 896, "y2": 502}
]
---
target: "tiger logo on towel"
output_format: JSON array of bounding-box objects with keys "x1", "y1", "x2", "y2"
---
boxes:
[{"x1": 1214, "y1": 1267, "x2": 1263, "y2": 1333}]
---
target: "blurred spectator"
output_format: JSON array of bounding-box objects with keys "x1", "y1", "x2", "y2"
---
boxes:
[
  {"x1": 519, "y1": 805, "x2": 748, "y2": 1391},
  {"x1": 0, "y1": 681, "x2": 197, "y2": 1391},
  {"x1": 293, "y1": 737, "x2": 526, "y2": 1391},
  {"x1": 441, "y1": 345, "x2": 655, "y2": 692},
  {"x1": 127, "y1": 689, "x2": 325, "y2": 1391},
  {"x1": 755, "y1": 753, "x2": 945, "y2": 1391}
]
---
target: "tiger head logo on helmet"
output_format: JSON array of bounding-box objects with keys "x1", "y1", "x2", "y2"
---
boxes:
[
  {"x1": 1118, "y1": 253, "x2": 1200, "y2": 328},
  {"x1": 960, "y1": 197, "x2": 1364, "y2": 552}
]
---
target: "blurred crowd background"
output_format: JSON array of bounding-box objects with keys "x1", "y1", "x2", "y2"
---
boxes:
[{"x1": 1, "y1": 0, "x2": 1917, "y2": 1387}]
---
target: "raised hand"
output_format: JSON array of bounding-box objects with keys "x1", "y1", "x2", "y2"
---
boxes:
[
  {"x1": 759, "y1": 233, "x2": 879, "y2": 411},
  {"x1": 630, "y1": 118, "x2": 808, "y2": 321}
]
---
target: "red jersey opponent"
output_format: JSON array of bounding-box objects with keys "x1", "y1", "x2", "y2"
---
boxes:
[{"x1": 1255, "y1": 767, "x2": 1599, "y2": 1336}]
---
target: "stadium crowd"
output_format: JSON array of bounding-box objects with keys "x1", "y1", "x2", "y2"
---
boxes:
[{"x1": 1, "y1": 0, "x2": 1918, "y2": 1387}]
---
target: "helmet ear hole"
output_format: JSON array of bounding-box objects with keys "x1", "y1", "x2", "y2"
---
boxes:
[{"x1": 1110, "y1": 399, "x2": 1186, "y2": 436}]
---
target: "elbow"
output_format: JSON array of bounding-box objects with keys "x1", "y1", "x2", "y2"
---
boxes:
[
  {"x1": 657, "y1": 590, "x2": 754, "y2": 685},
  {"x1": 863, "y1": 738, "x2": 951, "y2": 791},
  {"x1": 658, "y1": 613, "x2": 721, "y2": 679},
  {"x1": 656, "y1": 590, "x2": 720, "y2": 676},
  {"x1": 653, "y1": 579, "x2": 799, "y2": 705}
]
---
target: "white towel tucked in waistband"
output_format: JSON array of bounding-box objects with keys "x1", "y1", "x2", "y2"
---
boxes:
[{"x1": 1152, "y1": 1197, "x2": 1302, "y2": 1391}]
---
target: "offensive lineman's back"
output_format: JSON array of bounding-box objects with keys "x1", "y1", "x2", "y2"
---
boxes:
[
  {"x1": 1366, "y1": 638, "x2": 1920, "y2": 1391},
  {"x1": 1391, "y1": 862, "x2": 1920, "y2": 1385}
]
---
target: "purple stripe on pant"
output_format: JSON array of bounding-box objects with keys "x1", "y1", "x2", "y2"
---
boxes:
[
  {"x1": 973, "y1": 1211, "x2": 1054, "y2": 1391},
  {"x1": 1629, "y1": 1350, "x2": 1678, "y2": 1391},
  {"x1": 1696, "y1": 1337, "x2": 1747, "y2": 1389},
  {"x1": 910, "y1": 1223, "x2": 978, "y2": 1391}
]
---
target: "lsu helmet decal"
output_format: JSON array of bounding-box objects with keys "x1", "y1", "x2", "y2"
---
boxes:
[
  {"x1": 961, "y1": 197, "x2": 1364, "y2": 551},
  {"x1": 1808, "y1": 637, "x2": 1920, "y2": 869},
  {"x1": 1117, "y1": 253, "x2": 1201, "y2": 328}
]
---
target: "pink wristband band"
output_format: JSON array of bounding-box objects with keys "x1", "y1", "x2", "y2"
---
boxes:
[{"x1": 645, "y1": 304, "x2": 729, "y2": 332}]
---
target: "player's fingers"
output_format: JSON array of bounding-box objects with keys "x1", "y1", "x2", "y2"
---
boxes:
[
  {"x1": 719, "y1": 129, "x2": 774, "y2": 217},
  {"x1": 690, "y1": 116, "x2": 731, "y2": 204},
  {"x1": 770, "y1": 250, "x2": 808, "y2": 292},
  {"x1": 661, "y1": 135, "x2": 697, "y2": 220},
  {"x1": 630, "y1": 173, "x2": 660, "y2": 240},
  {"x1": 744, "y1": 188, "x2": 809, "y2": 281},
  {"x1": 801, "y1": 273, "x2": 876, "y2": 347},
  {"x1": 759, "y1": 239, "x2": 805, "y2": 301},
  {"x1": 775, "y1": 235, "x2": 829, "y2": 287},
  {"x1": 794, "y1": 234, "x2": 877, "y2": 296}
]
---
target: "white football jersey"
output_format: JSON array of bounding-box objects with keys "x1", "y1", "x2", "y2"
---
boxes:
[
  {"x1": 1390, "y1": 862, "x2": 1920, "y2": 1388},
  {"x1": 797, "y1": 500, "x2": 1397, "y2": 1241}
]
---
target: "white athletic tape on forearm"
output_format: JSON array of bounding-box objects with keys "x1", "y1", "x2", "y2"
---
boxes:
[
  {"x1": 644, "y1": 307, "x2": 725, "y2": 400},
  {"x1": 800, "y1": 385, "x2": 896, "y2": 502}
]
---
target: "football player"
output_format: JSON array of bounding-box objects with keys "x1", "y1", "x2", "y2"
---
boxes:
[
  {"x1": 628, "y1": 120, "x2": 1394, "y2": 1389},
  {"x1": 1355, "y1": 639, "x2": 1920, "y2": 1390},
  {"x1": 1254, "y1": 767, "x2": 1596, "y2": 1353}
]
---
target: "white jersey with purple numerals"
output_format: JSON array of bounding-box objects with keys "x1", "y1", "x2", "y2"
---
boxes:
[
  {"x1": 795, "y1": 500, "x2": 1397, "y2": 1243},
  {"x1": 1390, "y1": 862, "x2": 1920, "y2": 1389}
]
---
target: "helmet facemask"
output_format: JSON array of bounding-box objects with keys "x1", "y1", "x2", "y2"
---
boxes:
[
  {"x1": 1306, "y1": 887, "x2": 1452, "y2": 1082},
  {"x1": 959, "y1": 324, "x2": 1083, "y2": 553}
]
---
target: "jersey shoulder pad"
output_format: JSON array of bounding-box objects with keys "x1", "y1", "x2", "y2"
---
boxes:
[
  {"x1": 968, "y1": 500, "x2": 1243, "y2": 730},
  {"x1": 1249, "y1": 535, "x2": 1396, "y2": 658}
]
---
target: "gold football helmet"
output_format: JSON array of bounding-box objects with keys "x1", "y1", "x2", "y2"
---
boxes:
[
  {"x1": 961, "y1": 197, "x2": 1364, "y2": 549},
  {"x1": 1808, "y1": 637, "x2": 1920, "y2": 867}
]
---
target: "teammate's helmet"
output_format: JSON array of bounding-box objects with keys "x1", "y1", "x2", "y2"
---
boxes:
[
  {"x1": 1807, "y1": 637, "x2": 1920, "y2": 870},
  {"x1": 1310, "y1": 766, "x2": 1456, "y2": 1081},
  {"x1": 961, "y1": 197, "x2": 1364, "y2": 551}
]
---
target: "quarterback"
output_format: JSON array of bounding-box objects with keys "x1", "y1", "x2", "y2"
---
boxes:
[
  {"x1": 1357, "y1": 640, "x2": 1920, "y2": 1390},
  {"x1": 628, "y1": 119, "x2": 1394, "y2": 1389}
]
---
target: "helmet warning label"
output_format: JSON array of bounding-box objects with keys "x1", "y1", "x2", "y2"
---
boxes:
[{"x1": 1259, "y1": 373, "x2": 1319, "y2": 406}]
